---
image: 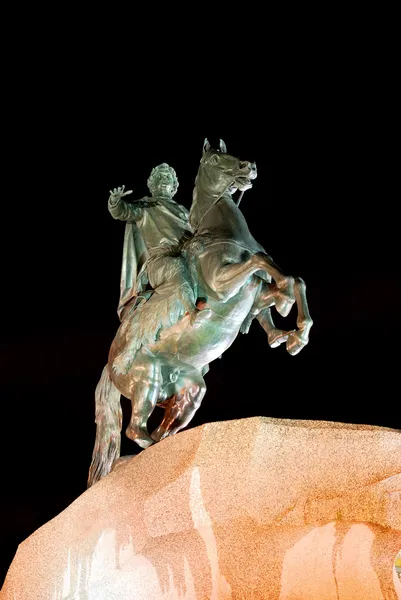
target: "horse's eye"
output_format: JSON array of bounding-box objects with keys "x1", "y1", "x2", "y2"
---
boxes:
[{"x1": 210, "y1": 154, "x2": 219, "y2": 166}]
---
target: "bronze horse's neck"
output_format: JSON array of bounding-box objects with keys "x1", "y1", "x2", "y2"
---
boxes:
[{"x1": 189, "y1": 165, "x2": 234, "y2": 231}]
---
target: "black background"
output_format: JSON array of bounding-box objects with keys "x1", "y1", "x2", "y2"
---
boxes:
[{"x1": 1, "y1": 47, "x2": 399, "y2": 586}]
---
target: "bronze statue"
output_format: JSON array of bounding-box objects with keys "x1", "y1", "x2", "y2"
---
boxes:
[{"x1": 88, "y1": 139, "x2": 313, "y2": 487}]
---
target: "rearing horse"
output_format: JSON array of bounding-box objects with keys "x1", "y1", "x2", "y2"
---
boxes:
[{"x1": 88, "y1": 139, "x2": 312, "y2": 487}]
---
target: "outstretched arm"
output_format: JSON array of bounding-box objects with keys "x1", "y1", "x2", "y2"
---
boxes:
[{"x1": 108, "y1": 185, "x2": 144, "y2": 223}]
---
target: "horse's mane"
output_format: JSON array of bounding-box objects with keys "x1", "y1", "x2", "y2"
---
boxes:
[{"x1": 189, "y1": 151, "x2": 232, "y2": 230}]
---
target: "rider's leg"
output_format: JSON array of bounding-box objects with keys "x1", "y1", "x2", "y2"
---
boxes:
[
  {"x1": 148, "y1": 254, "x2": 196, "y2": 314},
  {"x1": 126, "y1": 352, "x2": 162, "y2": 448}
]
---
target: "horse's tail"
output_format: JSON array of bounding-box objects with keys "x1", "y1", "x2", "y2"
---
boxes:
[{"x1": 87, "y1": 364, "x2": 122, "y2": 488}]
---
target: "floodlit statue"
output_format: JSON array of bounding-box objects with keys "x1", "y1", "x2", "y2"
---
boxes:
[{"x1": 88, "y1": 139, "x2": 313, "y2": 487}]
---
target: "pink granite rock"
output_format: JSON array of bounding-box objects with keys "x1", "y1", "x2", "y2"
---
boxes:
[{"x1": 1, "y1": 417, "x2": 401, "y2": 599}]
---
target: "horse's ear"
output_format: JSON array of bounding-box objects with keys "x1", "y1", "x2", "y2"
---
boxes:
[
  {"x1": 219, "y1": 139, "x2": 227, "y2": 153},
  {"x1": 203, "y1": 138, "x2": 211, "y2": 154}
]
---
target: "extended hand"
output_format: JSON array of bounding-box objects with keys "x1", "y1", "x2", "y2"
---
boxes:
[{"x1": 109, "y1": 185, "x2": 133, "y2": 203}]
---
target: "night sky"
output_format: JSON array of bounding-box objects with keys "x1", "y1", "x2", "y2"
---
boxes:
[{"x1": 1, "y1": 95, "x2": 399, "y2": 586}]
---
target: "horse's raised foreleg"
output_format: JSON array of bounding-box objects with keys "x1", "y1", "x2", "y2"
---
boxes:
[
  {"x1": 285, "y1": 277, "x2": 313, "y2": 355},
  {"x1": 253, "y1": 253, "x2": 296, "y2": 316},
  {"x1": 125, "y1": 353, "x2": 162, "y2": 448},
  {"x1": 253, "y1": 277, "x2": 313, "y2": 354},
  {"x1": 200, "y1": 248, "x2": 294, "y2": 311},
  {"x1": 152, "y1": 367, "x2": 206, "y2": 442},
  {"x1": 239, "y1": 281, "x2": 293, "y2": 347},
  {"x1": 257, "y1": 308, "x2": 295, "y2": 348}
]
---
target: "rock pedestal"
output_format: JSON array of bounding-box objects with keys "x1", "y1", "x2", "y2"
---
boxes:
[{"x1": 1, "y1": 417, "x2": 401, "y2": 599}]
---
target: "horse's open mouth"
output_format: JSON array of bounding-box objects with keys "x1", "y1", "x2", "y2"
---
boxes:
[{"x1": 236, "y1": 176, "x2": 253, "y2": 190}]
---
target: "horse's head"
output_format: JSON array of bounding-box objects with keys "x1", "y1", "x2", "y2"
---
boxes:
[
  {"x1": 198, "y1": 138, "x2": 257, "y2": 196},
  {"x1": 190, "y1": 138, "x2": 257, "y2": 229}
]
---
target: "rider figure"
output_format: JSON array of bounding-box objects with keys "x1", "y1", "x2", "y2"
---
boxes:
[
  {"x1": 109, "y1": 163, "x2": 196, "y2": 314},
  {"x1": 108, "y1": 163, "x2": 204, "y2": 371}
]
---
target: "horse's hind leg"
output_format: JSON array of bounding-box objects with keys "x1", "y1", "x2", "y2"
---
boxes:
[
  {"x1": 152, "y1": 367, "x2": 206, "y2": 442},
  {"x1": 126, "y1": 353, "x2": 162, "y2": 448}
]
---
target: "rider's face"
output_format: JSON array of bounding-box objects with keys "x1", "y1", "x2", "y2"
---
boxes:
[{"x1": 153, "y1": 171, "x2": 175, "y2": 197}]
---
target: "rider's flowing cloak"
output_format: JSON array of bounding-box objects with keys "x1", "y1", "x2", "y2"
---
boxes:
[{"x1": 117, "y1": 222, "x2": 149, "y2": 321}]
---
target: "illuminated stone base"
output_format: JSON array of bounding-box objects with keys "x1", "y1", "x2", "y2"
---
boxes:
[{"x1": 1, "y1": 417, "x2": 401, "y2": 599}]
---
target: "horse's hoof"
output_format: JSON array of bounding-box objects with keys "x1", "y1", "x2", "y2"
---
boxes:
[
  {"x1": 286, "y1": 331, "x2": 308, "y2": 356},
  {"x1": 126, "y1": 426, "x2": 154, "y2": 448},
  {"x1": 135, "y1": 437, "x2": 154, "y2": 449},
  {"x1": 268, "y1": 329, "x2": 294, "y2": 348},
  {"x1": 151, "y1": 426, "x2": 169, "y2": 442}
]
